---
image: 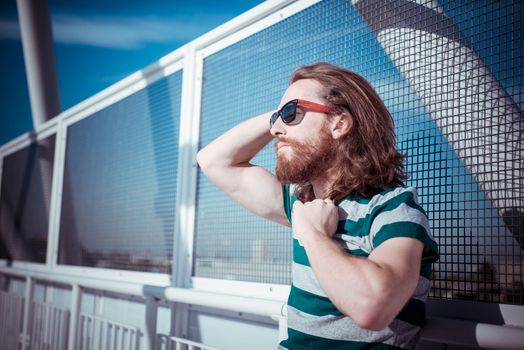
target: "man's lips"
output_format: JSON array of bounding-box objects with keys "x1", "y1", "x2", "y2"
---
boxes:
[{"x1": 275, "y1": 142, "x2": 290, "y2": 151}]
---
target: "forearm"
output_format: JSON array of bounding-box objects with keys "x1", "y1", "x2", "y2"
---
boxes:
[
  {"x1": 302, "y1": 235, "x2": 397, "y2": 330},
  {"x1": 197, "y1": 112, "x2": 274, "y2": 168}
]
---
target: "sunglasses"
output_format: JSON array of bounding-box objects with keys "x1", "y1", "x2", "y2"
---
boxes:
[{"x1": 270, "y1": 99, "x2": 336, "y2": 127}]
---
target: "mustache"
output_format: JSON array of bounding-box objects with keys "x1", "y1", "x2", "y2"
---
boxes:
[{"x1": 274, "y1": 137, "x2": 305, "y2": 149}]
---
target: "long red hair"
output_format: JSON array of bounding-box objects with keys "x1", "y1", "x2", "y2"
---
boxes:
[{"x1": 290, "y1": 62, "x2": 406, "y2": 202}]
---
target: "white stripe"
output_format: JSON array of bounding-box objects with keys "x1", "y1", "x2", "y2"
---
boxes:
[
  {"x1": 337, "y1": 187, "x2": 418, "y2": 222},
  {"x1": 287, "y1": 305, "x2": 420, "y2": 348},
  {"x1": 292, "y1": 233, "x2": 304, "y2": 247},
  {"x1": 370, "y1": 202, "x2": 432, "y2": 249},
  {"x1": 292, "y1": 262, "x2": 327, "y2": 297},
  {"x1": 413, "y1": 276, "x2": 431, "y2": 303},
  {"x1": 334, "y1": 233, "x2": 373, "y2": 254}
]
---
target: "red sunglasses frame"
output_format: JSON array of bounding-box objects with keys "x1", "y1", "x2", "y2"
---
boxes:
[{"x1": 270, "y1": 99, "x2": 336, "y2": 127}]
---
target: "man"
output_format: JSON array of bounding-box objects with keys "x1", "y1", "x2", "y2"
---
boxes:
[{"x1": 196, "y1": 62, "x2": 439, "y2": 349}]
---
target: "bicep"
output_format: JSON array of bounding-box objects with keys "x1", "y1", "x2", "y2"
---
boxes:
[
  {"x1": 369, "y1": 237, "x2": 424, "y2": 306},
  {"x1": 201, "y1": 162, "x2": 290, "y2": 227}
]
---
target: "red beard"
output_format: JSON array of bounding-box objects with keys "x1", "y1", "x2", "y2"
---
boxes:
[{"x1": 275, "y1": 126, "x2": 335, "y2": 184}]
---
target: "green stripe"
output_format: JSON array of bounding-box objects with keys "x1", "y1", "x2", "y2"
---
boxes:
[
  {"x1": 347, "y1": 248, "x2": 369, "y2": 257},
  {"x1": 295, "y1": 238, "x2": 368, "y2": 263},
  {"x1": 293, "y1": 238, "x2": 310, "y2": 266},
  {"x1": 420, "y1": 262, "x2": 432, "y2": 279},
  {"x1": 372, "y1": 222, "x2": 439, "y2": 263},
  {"x1": 337, "y1": 190, "x2": 425, "y2": 238},
  {"x1": 343, "y1": 186, "x2": 402, "y2": 205},
  {"x1": 395, "y1": 298, "x2": 426, "y2": 327},
  {"x1": 282, "y1": 185, "x2": 292, "y2": 223},
  {"x1": 281, "y1": 328, "x2": 403, "y2": 350},
  {"x1": 288, "y1": 284, "x2": 342, "y2": 317}
]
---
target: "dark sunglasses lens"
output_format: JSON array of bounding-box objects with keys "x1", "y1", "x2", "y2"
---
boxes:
[
  {"x1": 270, "y1": 112, "x2": 279, "y2": 126},
  {"x1": 280, "y1": 102, "x2": 297, "y2": 124}
]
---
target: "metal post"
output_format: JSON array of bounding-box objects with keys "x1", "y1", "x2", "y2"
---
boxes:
[
  {"x1": 20, "y1": 276, "x2": 34, "y2": 350},
  {"x1": 67, "y1": 284, "x2": 80, "y2": 350},
  {"x1": 169, "y1": 45, "x2": 198, "y2": 342},
  {"x1": 270, "y1": 315, "x2": 287, "y2": 343},
  {"x1": 16, "y1": 0, "x2": 59, "y2": 268},
  {"x1": 145, "y1": 295, "x2": 159, "y2": 350},
  {"x1": 16, "y1": 0, "x2": 60, "y2": 128}
]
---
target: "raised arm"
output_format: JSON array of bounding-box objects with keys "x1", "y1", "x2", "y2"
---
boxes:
[{"x1": 196, "y1": 112, "x2": 290, "y2": 226}]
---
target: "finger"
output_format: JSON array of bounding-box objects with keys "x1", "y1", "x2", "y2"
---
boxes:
[
  {"x1": 324, "y1": 198, "x2": 335, "y2": 206},
  {"x1": 292, "y1": 200, "x2": 304, "y2": 209}
]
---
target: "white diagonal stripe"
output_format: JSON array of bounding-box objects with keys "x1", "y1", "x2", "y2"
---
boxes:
[
  {"x1": 337, "y1": 187, "x2": 418, "y2": 222},
  {"x1": 287, "y1": 305, "x2": 421, "y2": 348},
  {"x1": 334, "y1": 233, "x2": 373, "y2": 253},
  {"x1": 292, "y1": 262, "x2": 326, "y2": 297},
  {"x1": 369, "y1": 202, "x2": 432, "y2": 249}
]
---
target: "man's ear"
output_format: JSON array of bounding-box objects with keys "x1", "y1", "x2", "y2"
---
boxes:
[{"x1": 331, "y1": 113, "x2": 353, "y2": 139}]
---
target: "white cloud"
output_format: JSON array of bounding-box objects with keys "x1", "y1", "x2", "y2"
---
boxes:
[{"x1": 0, "y1": 13, "x2": 231, "y2": 50}]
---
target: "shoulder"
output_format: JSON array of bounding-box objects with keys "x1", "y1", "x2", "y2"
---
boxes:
[
  {"x1": 367, "y1": 186, "x2": 439, "y2": 263},
  {"x1": 337, "y1": 186, "x2": 419, "y2": 222},
  {"x1": 338, "y1": 186, "x2": 438, "y2": 262}
]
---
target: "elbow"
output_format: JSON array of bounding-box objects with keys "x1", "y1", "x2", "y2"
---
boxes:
[
  {"x1": 347, "y1": 297, "x2": 393, "y2": 331},
  {"x1": 354, "y1": 314, "x2": 390, "y2": 331},
  {"x1": 196, "y1": 149, "x2": 229, "y2": 184},
  {"x1": 195, "y1": 149, "x2": 205, "y2": 167},
  {"x1": 196, "y1": 149, "x2": 211, "y2": 171},
  {"x1": 196, "y1": 147, "x2": 229, "y2": 173}
]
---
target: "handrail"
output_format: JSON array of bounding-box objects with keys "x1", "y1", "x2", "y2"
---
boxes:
[
  {"x1": 0, "y1": 266, "x2": 286, "y2": 318},
  {"x1": 423, "y1": 317, "x2": 524, "y2": 350},
  {"x1": 144, "y1": 284, "x2": 287, "y2": 318}
]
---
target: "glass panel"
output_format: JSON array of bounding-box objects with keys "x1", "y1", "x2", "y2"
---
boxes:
[
  {"x1": 58, "y1": 70, "x2": 182, "y2": 274},
  {"x1": 0, "y1": 135, "x2": 56, "y2": 263},
  {"x1": 193, "y1": 0, "x2": 524, "y2": 305}
]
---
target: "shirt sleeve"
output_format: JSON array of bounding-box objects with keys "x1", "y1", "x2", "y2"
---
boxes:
[
  {"x1": 282, "y1": 184, "x2": 299, "y2": 225},
  {"x1": 370, "y1": 188, "x2": 439, "y2": 263}
]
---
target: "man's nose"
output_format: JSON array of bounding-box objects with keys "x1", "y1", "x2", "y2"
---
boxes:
[{"x1": 270, "y1": 116, "x2": 286, "y2": 137}]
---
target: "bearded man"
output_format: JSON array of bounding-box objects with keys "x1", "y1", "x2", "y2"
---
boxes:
[{"x1": 196, "y1": 62, "x2": 439, "y2": 349}]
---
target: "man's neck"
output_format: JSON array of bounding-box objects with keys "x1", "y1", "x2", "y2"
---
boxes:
[{"x1": 311, "y1": 177, "x2": 334, "y2": 199}]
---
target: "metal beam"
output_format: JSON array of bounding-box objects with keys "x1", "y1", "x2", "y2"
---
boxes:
[{"x1": 16, "y1": 0, "x2": 60, "y2": 128}]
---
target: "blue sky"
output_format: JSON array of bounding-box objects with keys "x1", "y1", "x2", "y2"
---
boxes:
[{"x1": 0, "y1": 0, "x2": 264, "y2": 145}]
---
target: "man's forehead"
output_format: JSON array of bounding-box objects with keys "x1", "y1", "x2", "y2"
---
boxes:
[{"x1": 279, "y1": 79, "x2": 325, "y2": 107}]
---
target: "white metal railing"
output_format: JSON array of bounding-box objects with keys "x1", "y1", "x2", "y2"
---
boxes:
[
  {"x1": 30, "y1": 300, "x2": 70, "y2": 350},
  {"x1": 156, "y1": 334, "x2": 220, "y2": 350},
  {"x1": 0, "y1": 290, "x2": 25, "y2": 350},
  {"x1": 78, "y1": 314, "x2": 141, "y2": 350},
  {"x1": 2, "y1": 267, "x2": 524, "y2": 350},
  {"x1": 0, "y1": 266, "x2": 285, "y2": 350}
]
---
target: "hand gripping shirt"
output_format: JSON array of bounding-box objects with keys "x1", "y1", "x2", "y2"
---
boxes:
[{"x1": 279, "y1": 185, "x2": 439, "y2": 350}]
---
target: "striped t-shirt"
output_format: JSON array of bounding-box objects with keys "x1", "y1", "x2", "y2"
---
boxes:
[{"x1": 279, "y1": 185, "x2": 439, "y2": 350}]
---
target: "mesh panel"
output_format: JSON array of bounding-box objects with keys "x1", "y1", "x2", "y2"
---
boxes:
[
  {"x1": 193, "y1": 0, "x2": 524, "y2": 304},
  {"x1": 58, "y1": 71, "x2": 182, "y2": 273},
  {"x1": 0, "y1": 135, "x2": 56, "y2": 263}
]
